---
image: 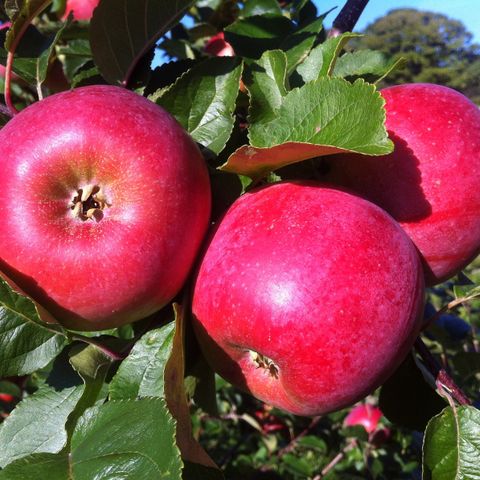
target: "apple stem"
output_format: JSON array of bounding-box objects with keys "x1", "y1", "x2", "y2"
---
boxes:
[
  {"x1": 328, "y1": 0, "x2": 369, "y2": 37},
  {"x1": 414, "y1": 337, "x2": 471, "y2": 406},
  {"x1": 70, "y1": 334, "x2": 127, "y2": 361}
]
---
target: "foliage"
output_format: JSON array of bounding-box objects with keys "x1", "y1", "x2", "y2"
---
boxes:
[
  {"x1": 0, "y1": 1, "x2": 479, "y2": 479},
  {"x1": 354, "y1": 8, "x2": 480, "y2": 103}
]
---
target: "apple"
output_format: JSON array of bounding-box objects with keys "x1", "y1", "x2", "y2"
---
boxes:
[
  {"x1": 192, "y1": 182, "x2": 424, "y2": 416},
  {"x1": 0, "y1": 393, "x2": 15, "y2": 403},
  {"x1": 204, "y1": 32, "x2": 235, "y2": 57},
  {"x1": 0, "y1": 85, "x2": 211, "y2": 331},
  {"x1": 320, "y1": 83, "x2": 480, "y2": 286},
  {"x1": 62, "y1": 0, "x2": 99, "y2": 21},
  {"x1": 344, "y1": 403, "x2": 383, "y2": 434}
]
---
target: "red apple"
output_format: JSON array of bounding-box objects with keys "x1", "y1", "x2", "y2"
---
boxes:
[
  {"x1": 344, "y1": 403, "x2": 382, "y2": 433},
  {"x1": 204, "y1": 32, "x2": 235, "y2": 57},
  {"x1": 62, "y1": 0, "x2": 99, "y2": 21},
  {"x1": 321, "y1": 83, "x2": 480, "y2": 285},
  {"x1": 192, "y1": 182, "x2": 424, "y2": 416},
  {"x1": 0, "y1": 85, "x2": 211, "y2": 331}
]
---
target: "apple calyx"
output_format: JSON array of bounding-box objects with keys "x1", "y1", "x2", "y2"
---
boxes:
[
  {"x1": 70, "y1": 184, "x2": 110, "y2": 222},
  {"x1": 250, "y1": 351, "x2": 279, "y2": 379}
]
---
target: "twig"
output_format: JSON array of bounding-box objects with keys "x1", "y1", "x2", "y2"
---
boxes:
[
  {"x1": 313, "y1": 438, "x2": 357, "y2": 479},
  {"x1": 414, "y1": 337, "x2": 471, "y2": 406},
  {"x1": 328, "y1": 0, "x2": 370, "y2": 37},
  {"x1": 277, "y1": 416, "x2": 322, "y2": 457}
]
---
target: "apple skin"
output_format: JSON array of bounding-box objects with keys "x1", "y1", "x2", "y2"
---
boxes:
[
  {"x1": 62, "y1": 0, "x2": 99, "y2": 21},
  {"x1": 0, "y1": 85, "x2": 211, "y2": 331},
  {"x1": 344, "y1": 404, "x2": 383, "y2": 433},
  {"x1": 320, "y1": 83, "x2": 480, "y2": 286},
  {"x1": 192, "y1": 182, "x2": 424, "y2": 416},
  {"x1": 204, "y1": 32, "x2": 235, "y2": 57}
]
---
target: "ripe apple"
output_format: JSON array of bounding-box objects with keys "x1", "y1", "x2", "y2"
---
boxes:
[
  {"x1": 344, "y1": 403, "x2": 383, "y2": 433},
  {"x1": 320, "y1": 83, "x2": 480, "y2": 285},
  {"x1": 0, "y1": 393, "x2": 15, "y2": 403},
  {"x1": 192, "y1": 182, "x2": 424, "y2": 416},
  {"x1": 0, "y1": 85, "x2": 211, "y2": 331},
  {"x1": 62, "y1": 0, "x2": 99, "y2": 21},
  {"x1": 204, "y1": 32, "x2": 235, "y2": 57}
]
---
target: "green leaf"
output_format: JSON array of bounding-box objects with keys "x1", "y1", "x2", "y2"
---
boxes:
[
  {"x1": 0, "y1": 277, "x2": 67, "y2": 377},
  {"x1": 333, "y1": 50, "x2": 406, "y2": 84},
  {"x1": 90, "y1": 0, "x2": 195, "y2": 85},
  {"x1": 71, "y1": 398, "x2": 182, "y2": 479},
  {"x1": 296, "y1": 32, "x2": 360, "y2": 84},
  {"x1": 56, "y1": 39, "x2": 92, "y2": 81},
  {"x1": 280, "y1": 15, "x2": 324, "y2": 73},
  {"x1": 225, "y1": 14, "x2": 294, "y2": 59},
  {"x1": 0, "y1": 453, "x2": 69, "y2": 480},
  {"x1": 241, "y1": 0, "x2": 282, "y2": 17},
  {"x1": 36, "y1": 18, "x2": 70, "y2": 85},
  {"x1": 452, "y1": 352, "x2": 480, "y2": 379},
  {"x1": 423, "y1": 406, "x2": 480, "y2": 480},
  {"x1": 244, "y1": 49, "x2": 287, "y2": 125},
  {"x1": 156, "y1": 56, "x2": 243, "y2": 155},
  {"x1": 0, "y1": 385, "x2": 83, "y2": 468},
  {"x1": 109, "y1": 322, "x2": 175, "y2": 400},
  {"x1": 221, "y1": 77, "x2": 393, "y2": 178}
]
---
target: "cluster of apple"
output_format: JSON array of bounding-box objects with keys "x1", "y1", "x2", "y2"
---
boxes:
[{"x1": 2, "y1": 14, "x2": 480, "y2": 418}]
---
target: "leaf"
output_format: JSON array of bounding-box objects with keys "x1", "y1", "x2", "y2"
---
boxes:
[
  {"x1": 296, "y1": 32, "x2": 360, "y2": 84},
  {"x1": 56, "y1": 39, "x2": 92, "y2": 81},
  {"x1": 0, "y1": 277, "x2": 67, "y2": 377},
  {"x1": 71, "y1": 398, "x2": 182, "y2": 479},
  {"x1": 165, "y1": 304, "x2": 218, "y2": 470},
  {"x1": 221, "y1": 77, "x2": 393, "y2": 178},
  {"x1": 0, "y1": 385, "x2": 83, "y2": 468},
  {"x1": 36, "y1": 18, "x2": 70, "y2": 86},
  {"x1": 244, "y1": 49, "x2": 287, "y2": 126},
  {"x1": 156, "y1": 56, "x2": 243, "y2": 155},
  {"x1": 333, "y1": 50, "x2": 406, "y2": 84},
  {"x1": 241, "y1": 0, "x2": 282, "y2": 17},
  {"x1": 452, "y1": 352, "x2": 480, "y2": 379},
  {"x1": 0, "y1": 453, "x2": 69, "y2": 480},
  {"x1": 423, "y1": 406, "x2": 480, "y2": 480},
  {"x1": 90, "y1": 0, "x2": 195, "y2": 85},
  {"x1": 224, "y1": 14, "x2": 294, "y2": 59},
  {"x1": 109, "y1": 322, "x2": 175, "y2": 400},
  {"x1": 4, "y1": 0, "x2": 52, "y2": 51}
]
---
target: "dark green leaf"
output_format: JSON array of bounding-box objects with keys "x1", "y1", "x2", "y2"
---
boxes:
[
  {"x1": 90, "y1": 0, "x2": 195, "y2": 85},
  {"x1": 156, "y1": 56, "x2": 242, "y2": 155},
  {"x1": 225, "y1": 14, "x2": 294, "y2": 59},
  {"x1": 71, "y1": 398, "x2": 182, "y2": 479},
  {"x1": 241, "y1": 0, "x2": 282, "y2": 18},
  {"x1": 0, "y1": 277, "x2": 67, "y2": 377},
  {"x1": 56, "y1": 39, "x2": 92, "y2": 81},
  {"x1": 423, "y1": 406, "x2": 480, "y2": 480},
  {"x1": 0, "y1": 385, "x2": 83, "y2": 468},
  {"x1": 0, "y1": 453, "x2": 69, "y2": 480},
  {"x1": 333, "y1": 50, "x2": 406, "y2": 84},
  {"x1": 109, "y1": 322, "x2": 175, "y2": 400}
]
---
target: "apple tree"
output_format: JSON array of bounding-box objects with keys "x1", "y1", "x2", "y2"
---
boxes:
[{"x1": 0, "y1": 0, "x2": 479, "y2": 479}]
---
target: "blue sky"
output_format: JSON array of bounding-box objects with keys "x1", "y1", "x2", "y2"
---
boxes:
[{"x1": 316, "y1": 0, "x2": 480, "y2": 42}]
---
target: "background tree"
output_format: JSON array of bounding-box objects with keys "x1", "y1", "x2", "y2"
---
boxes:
[{"x1": 354, "y1": 8, "x2": 480, "y2": 103}]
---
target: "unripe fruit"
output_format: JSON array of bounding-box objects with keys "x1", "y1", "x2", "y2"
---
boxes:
[
  {"x1": 322, "y1": 84, "x2": 480, "y2": 285},
  {"x1": 0, "y1": 86, "x2": 211, "y2": 331},
  {"x1": 192, "y1": 182, "x2": 424, "y2": 416}
]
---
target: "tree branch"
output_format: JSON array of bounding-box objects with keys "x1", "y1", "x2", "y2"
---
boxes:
[{"x1": 328, "y1": 0, "x2": 370, "y2": 37}]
